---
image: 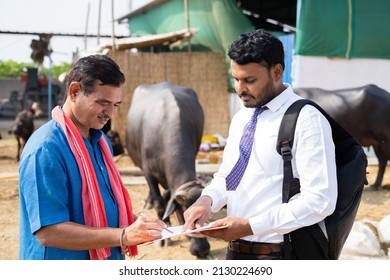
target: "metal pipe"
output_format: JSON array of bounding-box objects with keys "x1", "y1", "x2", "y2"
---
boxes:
[
  {"x1": 184, "y1": 0, "x2": 191, "y2": 52},
  {"x1": 111, "y1": 0, "x2": 116, "y2": 51}
]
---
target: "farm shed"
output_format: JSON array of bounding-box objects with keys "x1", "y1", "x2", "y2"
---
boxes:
[
  {"x1": 116, "y1": 0, "x2": 390, "y2": 91},
  {"x1": 100, "y1": 0, "x2": 390, "y2": 141},
  {"x1": 107, "y1": 0, "x2": 293, "y2": 140}
]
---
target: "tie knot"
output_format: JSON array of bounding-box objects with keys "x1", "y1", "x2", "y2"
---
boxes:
[{"x1": 253, "y1": 106, "x2": 268, "y2": 118}]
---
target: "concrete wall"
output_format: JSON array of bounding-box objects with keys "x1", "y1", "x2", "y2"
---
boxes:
[{"x1": 292, "y1": 55, "x2": 390, "y2": 93}]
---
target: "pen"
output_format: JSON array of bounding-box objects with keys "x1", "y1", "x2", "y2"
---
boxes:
[
  {"x1": 141, "y1": 212, "x2": 174, "y2": 233},
  {"x1": 140, "y1": 212, "x2": 148, "y2": 219},
  {"x1": 164, "y1": 227, "x2": 174, "y2": 233}
]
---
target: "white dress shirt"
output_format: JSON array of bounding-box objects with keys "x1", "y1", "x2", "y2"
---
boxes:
[{"x1": 202, "y1": 84, "x2": 338, "y2": 243}]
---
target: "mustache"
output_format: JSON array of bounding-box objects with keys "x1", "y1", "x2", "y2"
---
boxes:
[
  {"x1": 238, "y1": 92, "x2": 251, "y2": 98},
  {"x1": 97, "y1": 113, "x2": 110, "y2": 120}
]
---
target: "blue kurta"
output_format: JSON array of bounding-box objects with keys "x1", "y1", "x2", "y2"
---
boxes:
[{"x1": 19, "y1": 120, "x2": 123, "y2": 260}]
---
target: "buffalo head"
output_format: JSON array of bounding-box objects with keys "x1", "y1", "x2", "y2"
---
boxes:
[{"x1": 162, "y1": 180, "x2": 210, "y2": 258}]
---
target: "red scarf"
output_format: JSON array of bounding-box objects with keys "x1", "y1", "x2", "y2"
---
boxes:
[{"x1": 52, "y1": 106, "x2": 137, "y2": 259}]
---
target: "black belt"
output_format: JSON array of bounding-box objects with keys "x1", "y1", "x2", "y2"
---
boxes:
[{"x1": 229, "y1": 240, "x2": 283, "y2": 255}]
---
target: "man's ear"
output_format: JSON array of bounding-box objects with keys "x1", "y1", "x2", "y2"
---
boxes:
[
  {"x1": 69, "y1": 82, "x2": 81, "y2": 101},
  {"x1": 272, "y1": 64, "x2": 284, "y2": 82}
]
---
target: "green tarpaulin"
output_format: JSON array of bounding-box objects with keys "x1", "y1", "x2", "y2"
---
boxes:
[
  {"x1": 128, "y1": 0, "x2": 254, "y2": 53},
  {"x1": 127, "y1": 0, "x2": 255, "y2": 91},
  {"x1": 295, "y1": 0, "x2": 390, "y2": 59}
]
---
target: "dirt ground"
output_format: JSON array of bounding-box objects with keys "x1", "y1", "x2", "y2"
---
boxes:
[{"x1": 1, "y1": 137, "x2": 390, "y2": 260}]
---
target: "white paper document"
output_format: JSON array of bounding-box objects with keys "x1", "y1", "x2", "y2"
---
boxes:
[{"x1": 141, "y1": 223, "x2": 228, "y2": 245}]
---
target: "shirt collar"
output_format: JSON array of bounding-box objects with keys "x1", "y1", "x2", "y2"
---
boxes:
[
  {"x1": 265, "y1": 83, "x2": 296, "y2": 113},
  {"x1": 88, "y1": 129, "x2": 103, "y2": 146}
]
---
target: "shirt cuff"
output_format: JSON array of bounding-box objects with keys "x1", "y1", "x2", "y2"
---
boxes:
[{"x1": 201, "y1": 188, "x2": 226, "y2": 213}]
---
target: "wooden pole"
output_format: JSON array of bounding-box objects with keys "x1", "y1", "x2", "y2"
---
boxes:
[
  {"x1": 184, "y1": 0, "x2": 191, "y2": 52},
  {"x1": 111, "y1": 0, "x2": 116, "y2": 51},
  {"x1": 84, "y1": 3, "x2": 90, "y2": 50},
  {"x1": 97, "y1": 0, "x2": 102, "y2": 45}
]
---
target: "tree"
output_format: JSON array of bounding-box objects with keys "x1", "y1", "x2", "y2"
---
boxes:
[
  {"x1": 0, "y1": 60, "x2": 71, "y2": 79},
  {"x1": 0, "y1": 60, "x2": 34, "y2": 78},
  {"x1": 40, "y1": 63, "x2": 72, "y2": 79}
]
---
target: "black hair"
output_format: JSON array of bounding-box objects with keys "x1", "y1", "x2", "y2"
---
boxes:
[
  {"x1": 65, "y1": 54, "x2": 125, "y2": 95},
  {"x1": 228, "y1": 29, "x2": 285, "y2": 70}
]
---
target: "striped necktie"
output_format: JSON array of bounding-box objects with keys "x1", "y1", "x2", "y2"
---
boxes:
[{"x1": 226, "y1": 106, "x2": 267, "y2": 191}]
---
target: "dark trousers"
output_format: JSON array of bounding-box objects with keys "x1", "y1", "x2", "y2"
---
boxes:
[{"x1": 226, "y1": 247, "x2": 284, "y2": 260}]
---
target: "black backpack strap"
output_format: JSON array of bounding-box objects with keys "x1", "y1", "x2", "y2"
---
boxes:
[
  {"x1": 277, "y1": 99, "x2": 313, "y2": 202},
  {"x1": 277, "y1": 99, "x2": 321, "y2": 259},
  {"x1": 276, "y1": 98, "x2": 346, "y2": 201}
]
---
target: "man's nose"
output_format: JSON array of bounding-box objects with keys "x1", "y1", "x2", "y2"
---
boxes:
[
  {"x1": 235, "y1": 81, "x2": 247, "y2": 94},
  {"x1": 103, "y1": 104, "x2": 117, "y2": 117}
]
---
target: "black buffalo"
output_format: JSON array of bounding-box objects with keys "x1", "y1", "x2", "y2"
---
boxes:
[
  {"x1": 294, "y1": 84, "x2": 390, "y2": 190},
  {"x1": 9, "y1": 109, "x2": 35, "y2": 161},
  {"x1": 125, "y1": 82, "x2": 210, "y2": 258},
  {"x1": 105, "y1": 130, "x2": 124, "y2": 156}
]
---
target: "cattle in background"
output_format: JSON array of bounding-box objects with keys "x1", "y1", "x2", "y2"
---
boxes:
[
  {"x1": 8, "y1": 102, "x2": 42, "y2": 161},
  {"x1": 101, "y1": 120, "x2": 124, "y2": 157},
  {"x1": 106, "y1": 130, "x2": 124, "y2": 156},
  {"x1": 294, "y1": 84, "x2": 390, "y2": 190},
  {"x1": 8, "y1": 109, "x2": 34, "y2": 161},
  {"x1": 126, "y1": 82, "x2": 210, "y2": 258}
]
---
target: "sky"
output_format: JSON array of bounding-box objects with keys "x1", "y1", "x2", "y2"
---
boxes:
[{"x1": 0, "y1": 0, "x2": 151, "y2": 67}]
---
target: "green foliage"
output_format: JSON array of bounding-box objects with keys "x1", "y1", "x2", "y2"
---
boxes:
[
  {"x1": 39, "y1": 63, "x2": 72, "y2": 79},
  {"x1": 0, "y1": 60, "x2": 34, "y2": 78},
  {"x1": 0, "y1": 60, "x2": 72, "y2": 79}
]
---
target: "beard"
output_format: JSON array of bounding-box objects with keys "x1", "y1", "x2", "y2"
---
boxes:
[
  {"x1": 255, "y1": 78, "x2": 278, "y2": 107},
  {"x1": 239, "y1": 78, "x2": 278, "y2": 108}
]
